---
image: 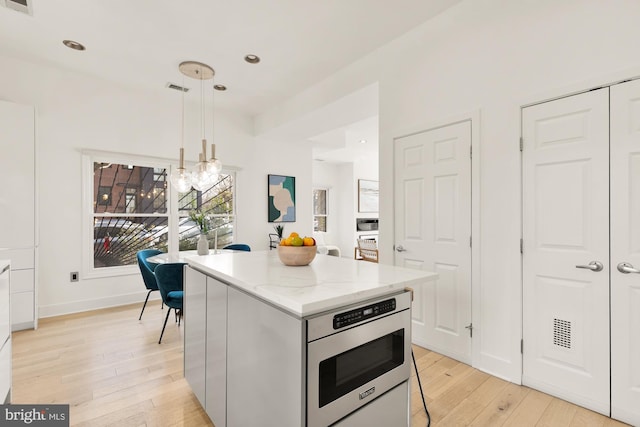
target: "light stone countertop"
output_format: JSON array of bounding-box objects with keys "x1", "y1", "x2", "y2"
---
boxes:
[{"x1": 186, "y1": 250, "x2": 437, "y2": 317}]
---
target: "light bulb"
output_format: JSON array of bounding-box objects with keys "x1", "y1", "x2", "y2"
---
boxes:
[
  {"x1": 206, "y1": 158, "x2": 222, "y2": 175},
  {"x1": 207, "y1": 144, "x2": 222, "y2": 175},
  {"x1": 170, "y1": 168, "x2": 192, "y2": 193},
  {"x1": 192, "y1": 161, "x2": 214, "y2": 192}
]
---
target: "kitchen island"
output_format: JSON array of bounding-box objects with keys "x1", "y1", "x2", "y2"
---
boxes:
[{"x1": 184, "y1": 250, "x2": 437, "y2": 427}]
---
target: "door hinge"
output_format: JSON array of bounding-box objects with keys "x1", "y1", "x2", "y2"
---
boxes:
[
  {"x1": 521, "y1": 339, "x2": 524, "y2": 354},
  {"x1": 520, "y1": 238, "x2": 523, "y2": 254},
  {"x1": 469, "y1": 236, "x2": 472, "y2": 248},
  {"x1": 520, "y1": 137, "x2": 523, "y2": 152},
  {"x1": 465, "y1": 323, "x2": 473, "y2": 338},
  {"x1": 470, "y1": 145, "x2": 472, "y2": 159}
]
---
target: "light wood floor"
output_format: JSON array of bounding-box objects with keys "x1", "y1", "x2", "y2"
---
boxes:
[{"x1": 11, "y1": 301, "x2": 629, "y2": 427}]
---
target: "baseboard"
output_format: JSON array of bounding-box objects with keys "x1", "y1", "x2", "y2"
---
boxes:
[
  {"x1": 522, "y1": 375, "x2": 609, "y2": 416},
  {"x1": 11, "y1": 321, "x2": 34, "y2": 332},
  {"x1": 38, "y1": 291, "x2": 161, "y2": 318},
  {"x1": 411, "y1": 337, "x2": 471, "y2": 365}
]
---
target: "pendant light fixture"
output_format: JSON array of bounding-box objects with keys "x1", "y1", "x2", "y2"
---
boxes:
[
  {"x1": 207, "y1": 75, "x2": 222, "y2": 176},
  {"x1": 170, "y1": 60, "x2": 222, "y2": 193},
  {"x1": 169, "y1": 68, "x2": 193, "y2": 193}
]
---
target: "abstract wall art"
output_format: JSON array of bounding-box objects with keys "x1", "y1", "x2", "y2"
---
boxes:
[{"x1": 268, "y1": 174, "x2": 296, "y2": 222}]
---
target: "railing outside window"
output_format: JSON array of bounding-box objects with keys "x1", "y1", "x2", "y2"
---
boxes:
[{"x1": 85, "y1": 153, "x2": 236, "y2": 277}]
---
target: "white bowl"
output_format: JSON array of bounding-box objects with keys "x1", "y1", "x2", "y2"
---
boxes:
[{"x1": 277, "y1": 245, "x2": 317, "y2": 266}]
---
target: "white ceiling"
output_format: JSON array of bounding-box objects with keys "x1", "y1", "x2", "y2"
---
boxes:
[{"x1": 0, "y1": 0, "x2": 461, "y2": 161}]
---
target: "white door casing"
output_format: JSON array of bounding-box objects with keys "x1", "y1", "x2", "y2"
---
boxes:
[
  {"x1": 522, "y1": 89, "x2": 610, "y2": 414},
  {"x1": 394, "y1": 120, "x2": 472, "y2": 363},
  {"x1": 610, "y1": 79, "x2": 640, "y2": 427}
]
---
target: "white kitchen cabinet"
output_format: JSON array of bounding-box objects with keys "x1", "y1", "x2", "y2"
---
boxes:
[
  {"x1": 184, "y1": 267, "x2": 228, "y2": 427},
  {"x1": 0, "y1": 100, "x2": 36, "y2": 331},
  {"x1": 185, "y1": 267, "x2": 302, "y2": 427},
  {"x1": 226, "y1": 287, "x2": 303, "y2": 427},
  {"x1": 184, "y1": 266, "x2": 207, "y2": 409},
  {"x1": 0, "y1": 261, "x2": 12, "y2": 403},
  {"x1": 205, "y1": 276, "x2": 227, "y2": 426}
]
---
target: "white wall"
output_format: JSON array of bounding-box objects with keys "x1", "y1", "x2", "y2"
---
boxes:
[
  {"x1": 255, "y1": 0, "x2": 640, "y2": 382},
  {"x1": 240, "y1": 136, "x2": 313, "y2": 251},
  {"x1": 0, "y1": 54, "x2": 311, "y2": 317}
]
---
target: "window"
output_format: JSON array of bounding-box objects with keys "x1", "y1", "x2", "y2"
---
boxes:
[
  {"x1": 177, "y1": 174, "x2": 235, "y2": 251},
  {"x1": 313, "y1": 188, "x2": 328, "y2": 232},
  {"x1": 91, "y1": 160, "x2": 168, "y2": 270},
  {"x1": 83, "y1": 152, "x2": 236, "y2": 277},
  {"x1": 125, "y1": 188, "x2": 137, "y2": 213}
]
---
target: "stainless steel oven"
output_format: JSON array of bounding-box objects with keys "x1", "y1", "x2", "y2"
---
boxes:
[{"x1": 306, "y1": 291, "x2": 412, "y2": 427}]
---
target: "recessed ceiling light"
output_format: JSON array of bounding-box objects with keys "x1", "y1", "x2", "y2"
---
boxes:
[
  {"x1": 63, "y1": 40, "x2": 86, "y2": 51},
  {"x1": 214, "y1": 84, "x2": 227, "y2": 91},
  {"x1": 244, "y1": 54, "x2": 260, "y2": 64},
  {"x1": 359, "y1": 139, "x2": 367, "y2": 144}
]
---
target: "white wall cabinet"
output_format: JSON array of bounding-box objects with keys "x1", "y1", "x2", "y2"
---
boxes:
[{"x1": 0, "y1": 100, "x2": 36, "y2": 331}]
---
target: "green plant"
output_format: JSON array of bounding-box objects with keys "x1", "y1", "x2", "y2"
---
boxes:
[
  {"x1": 189, "y1": 210, "x2": 210, "y2": 234},
  {"x1": 273, "y1": 224, "x2": 284, "y2": 238}
]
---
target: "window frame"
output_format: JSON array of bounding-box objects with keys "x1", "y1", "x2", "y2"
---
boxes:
[
  {"x1": 82, "y1": 150, "x2": 238, "y2": 279},
  {"x1": 82, "y1": 151, "x2": 173, "y2": 279}
]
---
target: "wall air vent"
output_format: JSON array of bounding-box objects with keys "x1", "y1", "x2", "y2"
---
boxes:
[
  {"x1": 2, "y1": 0, "x2": 33, "y2": 16},
  {"x1": 166, "y1": 83, "x2": 189, "y2": 92}
]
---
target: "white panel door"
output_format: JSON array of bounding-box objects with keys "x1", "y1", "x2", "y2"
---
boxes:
[
  {"x1": 522, "y1": 89, "x2": 610, "y2": 414},
  {"x1": 610, "y1": 79, "x2": 640, "y2": 426},
  {"x1": 394, "y1": 121, "x2": 472, "y2": 363}
]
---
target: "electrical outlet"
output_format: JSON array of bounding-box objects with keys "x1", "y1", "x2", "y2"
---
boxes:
[{"x1": 70, "y1": 272, "x2": 79, "y2": 282}]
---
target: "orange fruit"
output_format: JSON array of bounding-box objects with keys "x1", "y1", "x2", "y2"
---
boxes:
[
  {"x1": 303, "y1": 237, "x2": 315, "y2": 246},
  {"x1": 289, "y1": 232, "x2": 299, "y2": 238},
  {"x1": 281, "y1": 237, "x2": 293, "y2": 246},
  {"x1": 290, "y1": 236, "x2": 304, "y2": 246}
]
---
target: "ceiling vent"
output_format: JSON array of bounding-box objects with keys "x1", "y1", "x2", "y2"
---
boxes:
[
  {"x1": 1, "y1": 0, "x2": 33, "y2": 15},
  {"x1": 166, "y1": 83, "x2": 189, "y2": 92}
]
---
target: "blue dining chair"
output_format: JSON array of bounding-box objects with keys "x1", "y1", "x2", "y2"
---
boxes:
[
  {"x1": 154, "y1": 262, "x2": 185, "y2": 344},
  {"x1": 136, "y1": 249, "x2": 164, "y2": 320},
  {"x1": 223, "y1": 243, "x2": 251, "y2": 252}
]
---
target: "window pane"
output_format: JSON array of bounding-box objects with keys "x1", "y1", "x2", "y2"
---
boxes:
[
  {"x1": 93, "y1": 216, "x2": 168, "y2": 268},
  {"x1": 178, "y1": 216, "x2": 234, "y2": 251},
  {"x1": 178, "y1": 174, "x2": 234, "y2": 215},
  {"x1": 177, "y1": 174, "x2": 235, "y2": 251},
  {"x1": 94, "y1": 162, "x2": 167, "y2": 214},
  {"x1": 314, "y1": 216, "x2": 327, "y2": 232},
  {"x1": 313, "y1": 189, "x2": 327, "y2": 215}
]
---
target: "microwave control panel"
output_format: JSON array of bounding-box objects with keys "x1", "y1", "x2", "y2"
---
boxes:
[{"x1": 333, "y1": 298, "x2": 396, "y2": 329}]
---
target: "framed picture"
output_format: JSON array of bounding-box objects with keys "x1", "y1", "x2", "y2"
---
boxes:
[
  {"x1": 268, "y1": 174, "x2": 296, "y2": 222},
  {"x1": 358, "y1": 179, "x2": 379, "y2": 213}
]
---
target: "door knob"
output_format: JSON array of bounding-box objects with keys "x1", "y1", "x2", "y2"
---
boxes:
[
  {"x1": 395, "y1": 245, "x2": 407, "y2": 252},
  {"x1": 575, "y1": 261, "x2": 604, "y2": 272},
  {"x1": 617, "y1": 262, "x2": 640, "y2": 274}
]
